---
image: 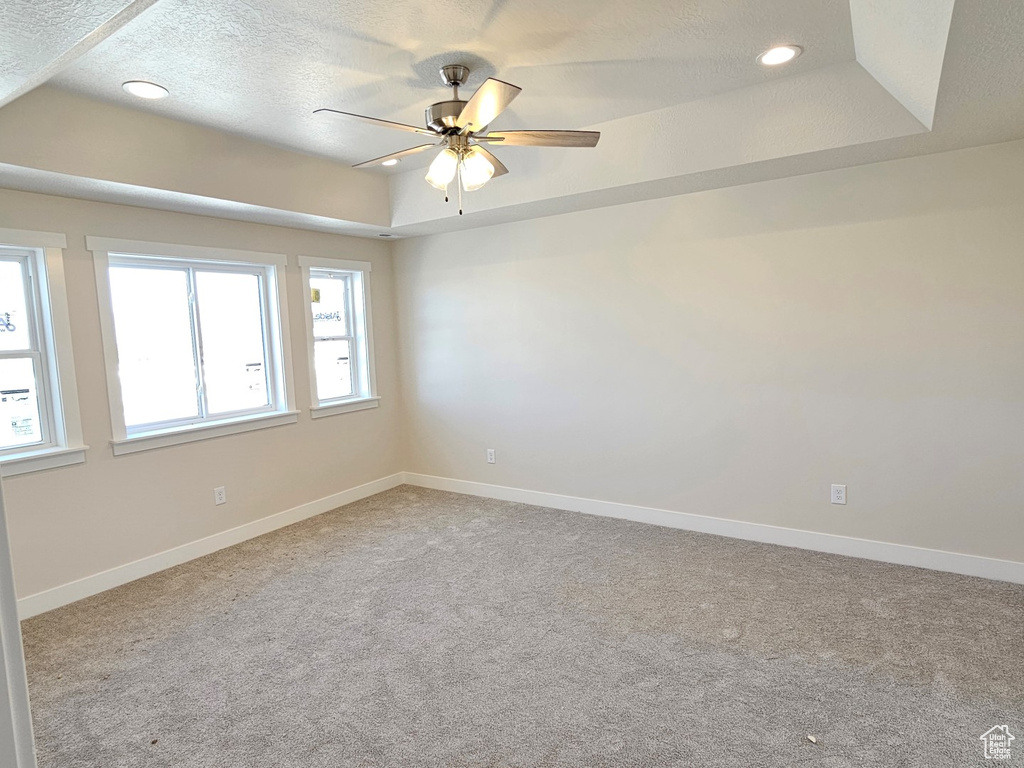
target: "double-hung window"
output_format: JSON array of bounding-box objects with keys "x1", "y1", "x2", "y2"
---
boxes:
[
  {"x1": 298, "y1": 257, "x2": 378, "y2": 417},
  {"x1": 0, "y1": 229, "x2": 85, "y2": 476},
  {"x1": 88, "y1": 238, "x2": 296, "y2": 454}
]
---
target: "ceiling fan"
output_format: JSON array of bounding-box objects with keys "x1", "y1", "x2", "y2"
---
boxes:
[{"x1": 314, "y1": 65, "x2": 600, "y2": 213}]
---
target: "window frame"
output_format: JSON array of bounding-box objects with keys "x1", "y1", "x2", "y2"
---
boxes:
[
  {"x1": 0, "y1": 228, "x2": 86, "y2": 477},
  {"x1": 298, "y1": 256, "x2": 378, "y2": 418},
  {"x1": 88, "y1": 237, "x2": 297, "y2": 455}
]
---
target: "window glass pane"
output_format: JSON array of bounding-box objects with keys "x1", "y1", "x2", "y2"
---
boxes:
[
  {"x1": 314, "y1": 338, "x2": 353, "y2": 401},
  {"x1": 310, "y1": 274, "x2": 350, "y2": 338},
  {"x1": 195, "y1": 271, "x2": 269, "y2": 415},
  {"x1": 0, "y1": 357, "x2": 43, "y2": 449},
  {"x1": 109, "y1": 266, "x2": 200, "y2": 428},
  {"x1": 0, "y1": 260, "x2": 32, "y2": 351}
]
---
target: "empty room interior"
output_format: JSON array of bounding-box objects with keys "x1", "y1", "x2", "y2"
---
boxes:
[{"x1": 1, "y1": 1, "x2": 1023, "y2": 766}]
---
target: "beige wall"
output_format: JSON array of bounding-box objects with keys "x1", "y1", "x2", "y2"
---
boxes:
[
  {"x1": 5, "y1": 138, "x2": 1024, "y2": 600},
  {"x1": 0, "y1": 189, "x2": 403, "y2": 598},
  {"x1": 393, "y1": 140, "x2": 1024, "y2": 563}
]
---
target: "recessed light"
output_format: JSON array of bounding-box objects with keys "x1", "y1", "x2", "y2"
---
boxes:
[
  {"x1": 122, "y1": 80, "x2": 169, "y2": 99},
  {"x1": 381, "y1": 159, "x2": 400, "y2": 167},
  {"x1": 757, "y1": 45, "x2": 802, "y2": 66}
]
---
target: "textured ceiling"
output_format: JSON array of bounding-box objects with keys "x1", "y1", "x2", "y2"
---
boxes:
[
  {"x1": 0, "y1": 0, "x2": 158, "y2": 107},
  {"x1": 2, "y1": 0, "x2": 1023, "y2": 239},
  {"x1": 51, "y1": 0, "x2": 856, "y2": 166}
]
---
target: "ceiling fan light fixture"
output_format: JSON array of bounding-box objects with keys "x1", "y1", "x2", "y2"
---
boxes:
[
  {"x1": 460, "y1": 147, "x2": 495, "y2": 191},
  {"x1": 757, "y1": 45, "x2": 802, "y2": 66},
  {"x1": 425, "y1": 148, "x2": 459, "y2": 190},
  {"x1": 323, "y1": 66, "x2": 600, "y2": 212}
]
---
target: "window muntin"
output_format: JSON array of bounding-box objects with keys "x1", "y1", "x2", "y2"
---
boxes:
[
  {"x1": 105, "y1": 252, "x2": 284, "y2": 436},
  {"x1": 302, "y1": 260, "x2": 375, "y2": 411},
  {"x1": 0, "y1": 250, "x2": 54, "y2": 455}
]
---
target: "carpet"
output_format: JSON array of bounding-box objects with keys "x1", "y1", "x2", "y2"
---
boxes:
[{"x1": 21, "y1": 486, "x2": 1024, "y2": 766}]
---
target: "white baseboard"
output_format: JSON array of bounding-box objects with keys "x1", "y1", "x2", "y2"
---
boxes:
[
  {"x1": 400, "y1": 472, "x2": 1024, "y2": 585},
  {"x1": 17, "y1": 472, "x2": 405, "y2": 620},
  {"x1": 20, "y1": 469, "x2": 1023, "y2": 619}
]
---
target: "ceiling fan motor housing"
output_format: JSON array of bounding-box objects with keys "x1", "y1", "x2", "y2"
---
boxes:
[{"x1": 425, "y1": 100, "x2": 468, "y2": 134}]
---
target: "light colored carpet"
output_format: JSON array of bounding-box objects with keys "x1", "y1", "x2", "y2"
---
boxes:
[{"x1": 22, "y1": 486, "x2": 1023, "y2": 767}]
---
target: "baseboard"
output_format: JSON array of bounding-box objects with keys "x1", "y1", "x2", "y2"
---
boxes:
[
  {"x1": 17, "y1": 472, "x2": 405, "y2": 620},
  {"x1": 20, "y1": 469, "x2": 1022, "y2": 619},
  {"x1": 400, "y1": 472, "x2": 1024, "y2": 585}
]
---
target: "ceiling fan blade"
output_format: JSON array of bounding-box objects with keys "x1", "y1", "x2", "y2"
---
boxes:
[
  {"x1": 482, "y1": 130, "x2": 600, "y2": 147},
  {"x1": 456, "y1": 78, "x2": 522, "y2": 131},
  {"x1": 352, "y1": 143, "x2": 440, "y2": 169},
  {"x1": 313, "y1": 108, "x2": 436, "y2": 136},
  {"x1": 472, "y1": 145, "x2": 508, "y2": 178}
]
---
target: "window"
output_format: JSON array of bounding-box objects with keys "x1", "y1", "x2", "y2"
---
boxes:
[
  {"x1": 88, "y1": 238, "x2": 296, "y2": 454},
  {"x1": 0, "y1": 229, "x2": 85, "y2": 477},
  {"x1": 298, "y1": 256, "x2": 378, "y2": 417}
]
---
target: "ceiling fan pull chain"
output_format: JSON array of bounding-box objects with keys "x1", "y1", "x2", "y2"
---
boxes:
[{"x1": 458, "y1": 162, "x2": 464, "y2": 215}]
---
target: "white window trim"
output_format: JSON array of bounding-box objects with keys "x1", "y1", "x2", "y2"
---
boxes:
[
  {"x1": 298, "y1": 255, "x2": 378, "y2": 417},
  {"x1": 309, "y1": 397, "x2": 380, "y2": 419},
  {"x1": 109, "y1": 410, "x2": 299, "y2": 456},
  {"x1": 87, "y1": 237, "x2": 297, "y2": 454},
  {"x1": 0, "y1": 228, "x2": 87, "y2": 477}
]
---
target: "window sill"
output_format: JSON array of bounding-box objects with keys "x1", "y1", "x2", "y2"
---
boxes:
[
  {"x1": 0, "y1": 445, "x2": 88, "y2": 477},
  {"x1": 310, "y1": 396, "x2": 380, "y2": 419},
  {"x1": 112, "y1": 411, "x2": 299, "y2": 456}
]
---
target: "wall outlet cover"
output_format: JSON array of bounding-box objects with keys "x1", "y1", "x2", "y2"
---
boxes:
[{"x1": 831, "y1": 484, "x2": 847, "y2": 505}]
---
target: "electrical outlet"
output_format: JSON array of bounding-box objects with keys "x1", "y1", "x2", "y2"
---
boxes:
[
  {"x1": 831, "y1": 484, "x2": 847, "y2": 505},
  {"x1": 214, "y1": 486, "x2": 227, "y2": 506},
  {"x1": 486, "y1": 449, "x2": 496, "y2": 464}
]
